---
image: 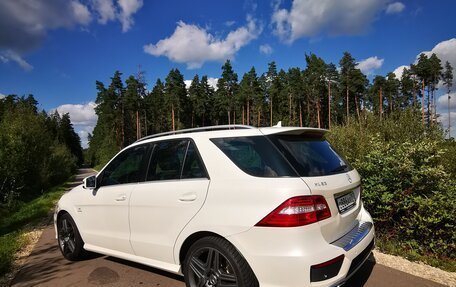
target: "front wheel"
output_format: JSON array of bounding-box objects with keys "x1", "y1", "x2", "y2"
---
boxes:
[
  {"x1": 183, "y1": 236, "x2": 259, "y2": 287},
  {"x1": 57, "y1": 213, "x2": 86, "y2": 261}
]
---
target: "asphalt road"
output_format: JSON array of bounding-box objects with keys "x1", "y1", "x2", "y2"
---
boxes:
[{"x1": 9, "y1": 169, "x2": 446, "y2": 287}]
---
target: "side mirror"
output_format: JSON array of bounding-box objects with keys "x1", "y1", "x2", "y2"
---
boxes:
[{"x1": 83, "y1": 175, "x2": 97, "y2": 190}]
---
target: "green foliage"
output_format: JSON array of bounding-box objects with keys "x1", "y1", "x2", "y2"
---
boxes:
[
  {"x1": 0, "y1": 96, "x2": 80, "y2": 205},
  {"x1": 0, "y1": 232, "x2": 28, "y2": 275},
  {"x1": 0, "y1": 184, "x2": 66, "y2": 276},
  {"x1": 327, "y1": 110, "x2": 455, "y2": 266}
]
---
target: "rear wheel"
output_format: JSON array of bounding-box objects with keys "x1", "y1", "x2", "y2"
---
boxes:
[
  {"x1": 183, "y1": 236, "x2": 258, "y2": 287},
  {"x1": 57, "y1": 213, "x2": 86, "y2": 261}
]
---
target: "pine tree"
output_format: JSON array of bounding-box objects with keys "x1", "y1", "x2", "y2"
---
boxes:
[
  {"x1": 216, "y1": 60, "x2": 239, "y2": 125},
  {"x1": 442, "y1": 61, "x2": 454, "y2": 138},
  {"x1": 339, "y1": 52, "x2": 357, "y2": 123},
  {"x1": 326, "y1": 63, "x2": 339, "y2": 129}
]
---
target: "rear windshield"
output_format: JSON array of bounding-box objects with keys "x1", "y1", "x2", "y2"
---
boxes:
[
  {"x1": 268, "y1": 134, "x2": 352, "y2": 177},
  {"x1": 210, "y1": 136, "x2": 297, "y2": 177},
  {"x1": 211, "y1": 134, "x2": 352, "y2": 177}
]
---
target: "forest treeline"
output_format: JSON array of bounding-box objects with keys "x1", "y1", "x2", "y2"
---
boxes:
[
  {"x1": 0, "y1": 95, "x2": 83, "y2": 206},
  {"x1": 87, "y1": 51, "x2": 453, "y2": 166}
]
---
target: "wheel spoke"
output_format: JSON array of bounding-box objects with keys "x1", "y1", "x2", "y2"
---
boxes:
[
  {"x1": 219, "y1": 272, "x2": 237, "y2": 283},
  {"x1": 190, "y1": 256, "x2": 206, "y2": 280},
  {"x1": 62, "y1": 219, "x2": 69, "y2": 233},
  {"x1": 210, "y1": 249, "x2": 220, "y2": 271},
  {"x1": 67, "y1": 238, "x2": 76, "y2": 252}
]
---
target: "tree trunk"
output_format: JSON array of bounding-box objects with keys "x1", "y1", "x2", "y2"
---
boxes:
[
  {"x1": 257, "y1": 109, "x2": 260, "y2": 127},
  {"x1": 270, "y1": 96, "x2": 273, "y2": 127},
  {"x1": 136, "y1": 110, "x2": 140, "y2": 140},
  {"x1": 421, "y1": 80, "x2": 425, "y2": 127},
  {"x1": 379, "y1": 88, "x2": 382, "y2": 120},
  {"x1": 289, "y1": 94, "x2": 292, "y2": 125},
  {"x1": 171, "y1": 105, "x2": 175, "y2": 131},
  {"x1": 242, "y1": 106, "x2": 245, "y2": 125},
  {"x1": 412, "y1": 80, "x2": 416, "y2": 106},
  {"x1": 299, "y1": 103, "x2": 303, "y2": 127},
  {"x1": 346, "y1": 85, "x2": 349, "y2": 124},
  {"x1": 121, "y1": 104, "x2": 125, "y2": 147},
  {"x1": 317, "y1": 102, "x2": 321, "y2": 129},
  {"x1": 228, "y1": 111, "x2": 230, "y2": 126},
  {"x1": 449, "y1": 88, "x2": 451, "y2": 139},
  {"x1": 328, "y1": 81, "x2": 331, "y2": 129},
  {"x1": 247, "y1": 101, "x2": 250, "y2": 125},
  {"x1": 355, "y1": 95, "x2": 360, "y2": 120}
]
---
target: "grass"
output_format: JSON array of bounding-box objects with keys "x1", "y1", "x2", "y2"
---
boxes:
[
  {"x1": 0, "y1": 183, "x2": 69, "y2": 276},
  {"x1": 376, "y1": 236, "x2": 456, "y2": 272}
]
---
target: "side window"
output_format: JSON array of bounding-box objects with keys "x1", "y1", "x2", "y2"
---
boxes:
[
  {"x1": 100, "y1": 145, "x2": 148, "y2": 186},
  {"x1": 182, "y1": 142, "x2": 207, "y2": 179},
  {"x1": 147, "y1": 140, "x2": 188, "y2": 181}
]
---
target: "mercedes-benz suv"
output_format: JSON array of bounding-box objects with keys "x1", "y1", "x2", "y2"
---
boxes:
[{"x1": 55, "y1": 125, "x2": 374, "y2": 287}]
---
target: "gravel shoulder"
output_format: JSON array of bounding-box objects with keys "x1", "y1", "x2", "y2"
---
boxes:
[{"x1": 373, "y1": 250, "x2": 456, "y2": 287}]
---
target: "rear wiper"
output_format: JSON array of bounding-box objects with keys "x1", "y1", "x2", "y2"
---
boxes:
[{"x1": 331, "y1": 164, "x2": 348, "y2": 173}]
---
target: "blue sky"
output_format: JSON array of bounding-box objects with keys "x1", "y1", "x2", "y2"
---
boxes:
[{"x1": 1, "y1": 0, "x2": 455, "y2": 146}]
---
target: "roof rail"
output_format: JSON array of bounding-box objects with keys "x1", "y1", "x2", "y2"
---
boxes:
[{"x1": 135, "y1": 125, "x2": 255, "y2": 143}]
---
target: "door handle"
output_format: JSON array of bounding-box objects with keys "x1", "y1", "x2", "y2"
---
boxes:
[
  {"x1": 179, "y1": 193, "x2": 197, "y2": 202},
  {"x1": 115, "y1": 195, "x2": 127, "y2": 201}
]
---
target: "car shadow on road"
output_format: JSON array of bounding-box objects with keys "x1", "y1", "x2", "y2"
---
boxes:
[
  {"x1": 345, "y1": 253, "x2": 376, "y2": 286},
  {"x1": 105, "y1": 256, "x2": 185, "y2": 282}
]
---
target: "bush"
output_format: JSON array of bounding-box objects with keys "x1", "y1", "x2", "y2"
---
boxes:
[{"x1": 327, "y1": 109, "x2": 455, "y2": 262}]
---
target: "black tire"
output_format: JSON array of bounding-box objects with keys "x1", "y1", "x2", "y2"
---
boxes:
[
  {"x1": 57, "y1": 213, "x2": 86, "y2": 261},
  {"x1": 183, "y1": 236, "x2": 259, "y2": 287}
]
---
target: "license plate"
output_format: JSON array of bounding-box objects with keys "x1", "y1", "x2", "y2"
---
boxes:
[{"x1": 336, "y1": 191, "x2": 356, "y2": 213}]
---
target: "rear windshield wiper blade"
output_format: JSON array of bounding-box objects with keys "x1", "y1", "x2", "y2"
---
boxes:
[{"x1": 330, "y1": 164, "x2": 348, "y2": 173}]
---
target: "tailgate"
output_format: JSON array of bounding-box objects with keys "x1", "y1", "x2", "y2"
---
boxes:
[{"x1": 301, "y1": 169, "x2": 362, "y2": 243}]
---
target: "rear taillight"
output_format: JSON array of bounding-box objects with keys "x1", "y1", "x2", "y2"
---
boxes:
[{"x1": 255, "y1": 195, "x2": 331, "y2": 227}]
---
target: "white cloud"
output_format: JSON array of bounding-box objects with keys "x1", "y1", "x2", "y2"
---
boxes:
[
  {"x1": 118, "y1": 0, "x2": 143, "y2": 32},
  {"x1": 225, "y1": 20, "x2": 236, "y2": 27},
  {"x1": 356, "y1": 56, "x2": 384, "y2": 75},
  {"x1": 0, "y1": 50, "x2": 33, "y2": 71},
  {"x1": 259, "y1": 44, "x2": 273, "y2": 55},
  {"x1": 271, "y1": 0, "x2": 387, "y2": 43},
  {"x1": 0, "y1": 93, "x2": 5, "y2": 99},
  {"x1": 91, "y1": 0, "x2": 116, "y2": 24},
  {"x1": 53, "y1": 102, "x2": 98, "y2": 148},
  {"x1": 420, "y1": 38, "x2": 456, "y2": 86},
  {"x1": 71, "y1": 1, "x2": 92, "y2": 25},
  {"x1": 437, "y1": 111, "x2": 456, "y2": 138},
  {"x1": 386, "y1": 2, "x2": 405, "y2": 14},
  {"x1": 393, "y1": 65, "x2": 409, "y2": 79},
  {"x1": 437, "y1": 93, "x2": 456, "y2": 109},
  {"x1": 184, "y1": 77, "x2": 219, "y2": 90},
  {"x1": 144, "y1": 16, "x2": 262, "y2": 69},
  {"x1": 0, "y1": 0, "x2": 143, "y2": 70},
  {"x1": 91, "y1": 0, "x2": 143, "y2": 32},
  {"x1": 55, "y1": 102, "x2": 97, "y2": 126}
]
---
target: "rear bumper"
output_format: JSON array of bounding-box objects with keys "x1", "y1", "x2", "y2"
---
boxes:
[{"x1": 227, "y1": 205, "x2": 375, "y2": 287}]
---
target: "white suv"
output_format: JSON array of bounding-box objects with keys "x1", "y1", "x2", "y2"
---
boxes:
[{"x1": 55, "y1": 125, "x2": 374, "y2": 287}]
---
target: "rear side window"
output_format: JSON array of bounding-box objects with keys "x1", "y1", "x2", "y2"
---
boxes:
[
  {"x1": 147, "y1": 140, "x2": 208, "y2": 181},
  {"x1": 147, "y1": 140, "x2": 188, "y2": 181},
  {"x1": 211, "y1": 137, "x2": 297, "y2": 177},
  {"x1": 268, "y1": 134, "x2": 352, "y2": 177}
]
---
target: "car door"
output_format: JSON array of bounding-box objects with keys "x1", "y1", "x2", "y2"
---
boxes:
[
  {"x1": 129, "y1": 139, "x2": 210, "y2": 264},
  {"x1": 77, "y1": 144, "x2": 149, "y2": 255}
]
